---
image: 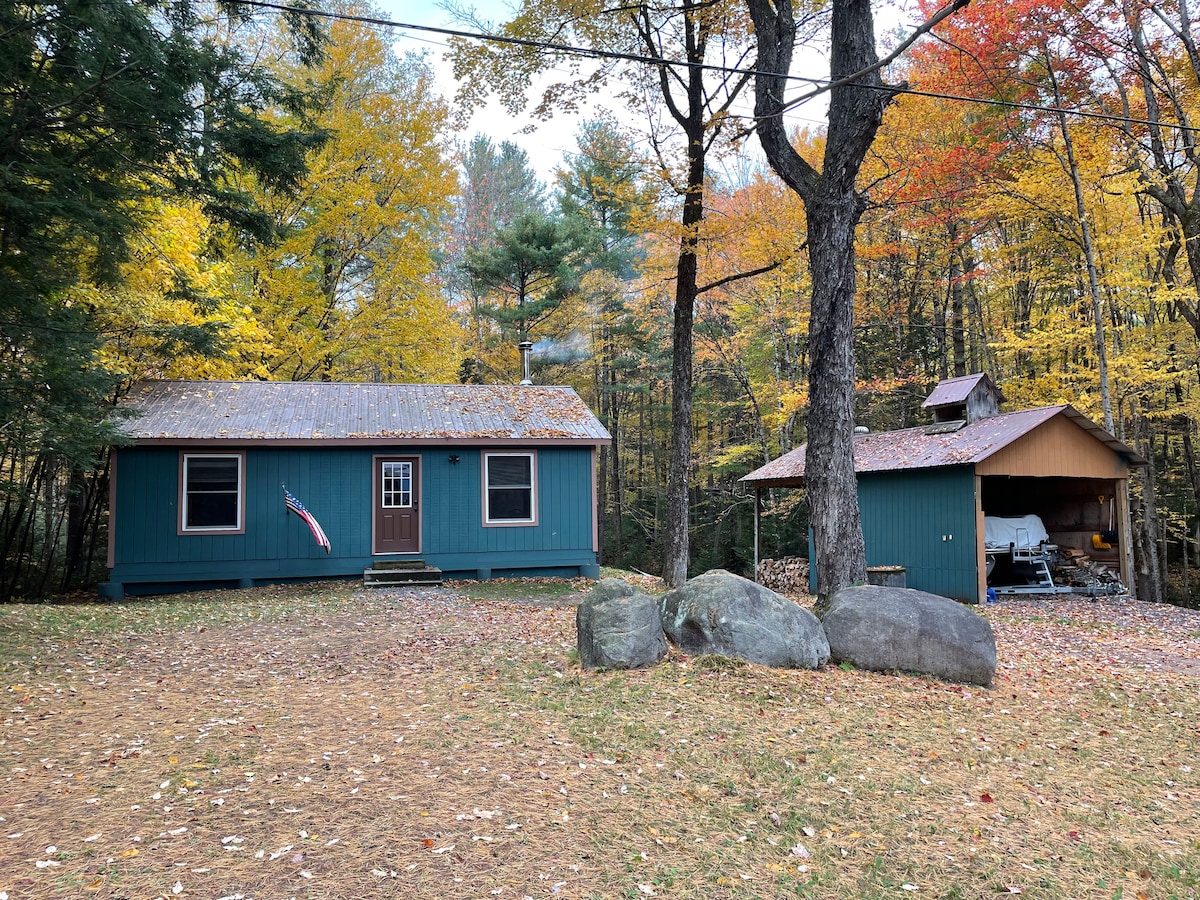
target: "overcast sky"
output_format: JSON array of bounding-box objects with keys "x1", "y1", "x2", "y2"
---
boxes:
[
  {"x1": 378, "y1": 0, "x2": 600, "y2": 177},
  {"x1": 372, "y1": 0, "x2": 916, "y2": 182}
]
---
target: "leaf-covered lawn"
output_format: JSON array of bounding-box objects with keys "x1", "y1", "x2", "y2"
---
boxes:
[{"x1": 1, "y1": 583, "x2": 1197, "y2": 899}]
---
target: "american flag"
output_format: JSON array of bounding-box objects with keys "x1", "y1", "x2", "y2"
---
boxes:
[{"x1": 283, "y1": 486, "x2": 331, "y2": 553}]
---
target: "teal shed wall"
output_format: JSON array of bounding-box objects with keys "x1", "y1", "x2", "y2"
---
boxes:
[
  {"x1": 858, "y1": 466, "x2": 979, "y2": 601},
  {"x1": 809, "y1": 465, "x2": 980, "y2": 602},
  {"x1": 107, "y1": 445, "x2": 598, "y2": 593}
]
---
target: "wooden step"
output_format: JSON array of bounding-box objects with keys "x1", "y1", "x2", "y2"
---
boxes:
[
  {"x1": 363, "y1": 565, "x2": 443, "y2": 587},
  {"x1": 371, "y1": 559, "x2": 431, "y2": 571}
]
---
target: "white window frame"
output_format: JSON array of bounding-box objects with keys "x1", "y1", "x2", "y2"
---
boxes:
[
  {"x1": 482, "y1": 451, "x2": 537, "y2": 526},
  {"x1": 180, "y1": 452, "x2": 245, "y2": 534},
  {"x1": 381, "y1": 459, "x2": 414, "y2": 509}
]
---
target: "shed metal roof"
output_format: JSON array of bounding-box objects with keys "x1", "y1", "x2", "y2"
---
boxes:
[
  {"x1": 741, "y1": 405, "x2": 1145, "y2": 486},
  {"x1": 120, "y1": 381, "x2": 611, "y2": 445}
]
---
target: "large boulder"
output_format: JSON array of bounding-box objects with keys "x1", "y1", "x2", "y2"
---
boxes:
[
  {"x1": 576, "y1": 578, "x2": 667, "y2": 670},
  {"x1": 821, "y1": 585, "x2": 997, "y2": 686},
  {"x1": 659, "y1": 570, "x2": 829, "y2": 669}
]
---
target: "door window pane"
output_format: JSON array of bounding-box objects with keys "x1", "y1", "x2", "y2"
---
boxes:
[{"x1": 382, "y1": 461, "x2": 413, "y2": 508}]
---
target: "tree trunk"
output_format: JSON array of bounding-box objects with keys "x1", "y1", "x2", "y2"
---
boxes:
[
  {"x1": 663, "y1": 179, "x2": 702, "y2": 587},
  {"x1": 1133, "y1": 414, "x2": 1164, "y2": 603},
  {"x1": 1046, "y1": 54, "x2": 1114, "y2": 432},
  {"x1": 632, "y1": 0, "x2": 735, "y2": 589},
  {"x1": 934, "y1": 274, "x2": 949, "y2": 381},
  {"x1": 747, "y1": 0, "x2": 901, "y2": 604},
  {"x1": 961, "y1": 240, "x2": 994, "y2": 376},
  {"x1": 662, "y1": 111, "x2": 707, "y2": 588},
  {"x1": 62, "y1": 464, "x2": 89, "y2": 590},
  {"x1": 1122, "y1": 0, "x2": 1200, "y2": 345},
  {"x1": 948, "y1": 223, "x2": 967, "y2": 377},
  {"x1": 611, "y1": 393, "x2": 624, "y2": 560},
  {"x1": 597, "y1": 441, "x2": 608, "y2": 566},
  {"x1": 79, "y1": 455, "x2": 111, "y2": 591},
  {"x1": 805, "y1": 193, "x2": 868, "y2": 604},
  {"x1": 595, "y1": 320, "x2": 610, "y2": 566},
  {"x1": 1181, "y1": 414, "x2": 1200, "y2": 568}
]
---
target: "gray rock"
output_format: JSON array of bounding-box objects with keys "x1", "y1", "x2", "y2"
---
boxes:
[
  {"x1": 821, "y1": 585, "x2": 997, "y2": 686},
  {"x1": 576, "y1": 578, "x2": 667, "y2": 670},
  {"x1": 659, "y1": 569, "x2": 829, "y2": 669}
]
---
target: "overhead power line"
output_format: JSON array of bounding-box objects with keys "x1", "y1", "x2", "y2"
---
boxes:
[{"x1": 236, "y1": 0, "x2": 1193, "y2": 136}]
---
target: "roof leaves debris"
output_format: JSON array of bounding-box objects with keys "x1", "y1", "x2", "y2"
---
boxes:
[
  {"x1": 742, "y1": 405, "x2": 1144, "y2": 485},
  {"x1": 120, "y1": 381, "x2": 611, "y2": 444}
]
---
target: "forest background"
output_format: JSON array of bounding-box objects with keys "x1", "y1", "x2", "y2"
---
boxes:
[{"x1": 2, "y1": 0, "x2": 1199, "y2": 606}]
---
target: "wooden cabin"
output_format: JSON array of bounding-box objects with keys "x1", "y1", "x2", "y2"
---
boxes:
[{"x1": 101, "y1": 381, "x2": 610, "y2": 598}]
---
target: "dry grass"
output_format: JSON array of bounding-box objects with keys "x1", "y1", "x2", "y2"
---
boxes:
[{"x1": 1, "y1": 580, "x2": 1198, "y2": 900}]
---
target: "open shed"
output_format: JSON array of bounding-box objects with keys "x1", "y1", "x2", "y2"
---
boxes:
[{"x1": 741, "y1": 375, "x2": 1147, "y2": 603}]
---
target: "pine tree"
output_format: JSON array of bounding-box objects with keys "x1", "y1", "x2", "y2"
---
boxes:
[{"x1": 0, "y1": 0, "x2": 326, "y2": 597}]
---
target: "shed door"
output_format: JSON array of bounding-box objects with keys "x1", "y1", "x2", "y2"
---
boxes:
[{"x1": 374, "y1": 457, "x2": 420, "y2": 554}]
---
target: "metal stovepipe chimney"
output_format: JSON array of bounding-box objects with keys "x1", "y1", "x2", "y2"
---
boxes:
[{"x1": 518, "y1": 339, "x2": 534, "y2": 385}]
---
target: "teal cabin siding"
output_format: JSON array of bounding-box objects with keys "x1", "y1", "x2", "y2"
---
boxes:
[
  {"x1": 419, "y1": 447, "x2": 597, "y2": 575},
  {"x1": 808, "y1": 465, "x2": 980, "y2": 602},
  {"x1": 107, "y1": 445, "x2": 598, "y2": 595},
  {"x1": 858, "y1": 466, "x2": 979, "y2": 602}
]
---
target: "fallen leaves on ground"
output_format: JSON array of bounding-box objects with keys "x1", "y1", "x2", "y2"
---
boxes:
[{"x1": 0, "y1": 587, "x2": 1196, "y2": 899}]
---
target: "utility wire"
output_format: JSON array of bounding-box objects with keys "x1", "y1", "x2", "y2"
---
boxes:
[
  {"x1": 238, "y1": 0, "x2": 1194, "y2": 135},
  {"x1": 242, "y1": 0, "x2": 821, "y2": 84}
]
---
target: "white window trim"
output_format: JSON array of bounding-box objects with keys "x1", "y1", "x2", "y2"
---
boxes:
[
  {"x1": 180, "y1": 452, "x2": 245, "y2": 534},
  {"x1": 482, "y1": 451, "x2": 538, "y2": 527},
  {"x1": 381, "y1": 459, "x2": 415, "y2": 509}
]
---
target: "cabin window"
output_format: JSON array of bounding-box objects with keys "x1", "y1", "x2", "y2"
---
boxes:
[
  {"x1": 181, "y1": 453, "x2": 244, "y2": 533},
  {"x1": 483, "y1": 452, "x2": 537, "y2": 525}
]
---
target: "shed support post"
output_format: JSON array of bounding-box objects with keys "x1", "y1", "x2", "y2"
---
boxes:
[
  {"x1": 753, "y1": 488, "x2": 761, "y2": 583},
  {"x1": 1117, "y1": 479, "x2": 1135, "y2": 599}
]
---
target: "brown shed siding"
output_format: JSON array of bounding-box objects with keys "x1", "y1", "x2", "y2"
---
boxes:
[{"x1": 975, "y1": 416, "x2": 1127, "y2": 479}]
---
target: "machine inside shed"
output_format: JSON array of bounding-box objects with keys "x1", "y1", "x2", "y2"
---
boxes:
[{"x1": 980, "y1": 475, "x2": 1127, "y2": 594}]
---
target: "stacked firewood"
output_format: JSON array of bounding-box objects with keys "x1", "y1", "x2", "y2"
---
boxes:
[
  {"x1": 757, "y1": 556, "x2": 811, "y2": 596},
  {"x1": 1054, "y1": 547, "x2": 1125, "y2": 592}
]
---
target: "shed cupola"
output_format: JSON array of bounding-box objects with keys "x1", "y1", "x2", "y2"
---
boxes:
[{"x1": 922, "y1": 373, "x2": 1005, "y2": 425}]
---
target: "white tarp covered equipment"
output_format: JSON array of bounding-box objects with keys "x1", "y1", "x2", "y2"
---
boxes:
[{"x1": 984, "y1": 514, "x2": 1050, "y2": 550}]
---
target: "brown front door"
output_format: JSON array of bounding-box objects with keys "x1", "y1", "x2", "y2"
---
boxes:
[{"x1": 374, "y1": 456, "x2": 420, "y2": 554}]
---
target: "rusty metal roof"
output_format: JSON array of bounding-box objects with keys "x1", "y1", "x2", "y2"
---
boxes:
[
  {"x1": 120, "y1": 381, "x2": 611, "y2": 445},
  {"x1": 920, "y1": 373, "x2": 1004, "y2": 409},
  {"x1": 741, "y1": 405, "x2": 1145, "y2": 486}
]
